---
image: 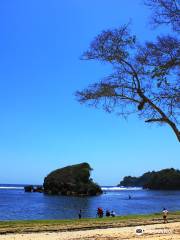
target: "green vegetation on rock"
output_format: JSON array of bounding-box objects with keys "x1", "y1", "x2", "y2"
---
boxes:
[
  {"x1": 43, "y1": 162, "x2": 102, "y2": 196},
  {"x1": 119, "y1": 168, "x2": 180, "y2": 190}
]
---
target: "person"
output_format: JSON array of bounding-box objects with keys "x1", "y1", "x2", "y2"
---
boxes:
[
  {"x1": 162, "y1": 208, "x2": 168, "y2": 223},
  {"x1": 78, "y1": 209, "x2": 82, "y2": 219},
  {"x1": 97, "y1": 207, "x2": 103, "y2": 218},
  {"x1": 128, "y1": 195, "x2": 132, "y2": 200},
  {"x1": 111, "y1": 210, "x2": 116, "y2": 217},
  {"x1": 106, "y1": 210, "x2": 110, "y2": 217}
]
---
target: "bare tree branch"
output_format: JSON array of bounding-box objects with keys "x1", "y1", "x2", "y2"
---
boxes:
[
  {"x1": 76, "y1": 25, "x2": 180, "y2": 142},
  {"x1": 145, "y1": 118, "x2": 164, "y2": 122}
]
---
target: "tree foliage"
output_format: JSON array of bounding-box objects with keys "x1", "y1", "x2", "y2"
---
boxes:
[
  {"x1": 76, "y1": 1, "x2": 180, "y2": 142},
  {"x1": 119, "y1": 168, "x2": 180, "y2": 190},
  {"x1": 145, "y1": 0, "x2": 180, "y2": 32}
]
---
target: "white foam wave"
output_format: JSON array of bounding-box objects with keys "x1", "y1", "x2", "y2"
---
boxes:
[
  {"x1": 101, "y1": 186, "x2": 142, "y2": 191},
  {"x1": 0, "y1": 186, "x2": 24, "y2": 190}
]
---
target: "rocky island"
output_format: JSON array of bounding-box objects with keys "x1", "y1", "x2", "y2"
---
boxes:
[
  {"x1": 43, "y1": 162, "x2": 102, "y2": 196},
  {"x1": 119, "y1": 168, "x2": 180, "y2": 190}
]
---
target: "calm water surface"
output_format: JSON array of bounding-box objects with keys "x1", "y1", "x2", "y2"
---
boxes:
[{"x1": 0, "y1": 185, "x2": 180, "y2": 220}]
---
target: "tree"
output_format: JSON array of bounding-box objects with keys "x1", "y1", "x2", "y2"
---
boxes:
[
  {"x1": 76, "y1": 25, "x2": 180, "y2": 141},
  {"x1": 144, "y1": 0, "x2": 180, "y2": 32}
]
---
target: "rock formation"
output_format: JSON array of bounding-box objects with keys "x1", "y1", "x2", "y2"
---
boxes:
[{"x1": 43, "y1": 162, "x2": 102, "y2": 196}]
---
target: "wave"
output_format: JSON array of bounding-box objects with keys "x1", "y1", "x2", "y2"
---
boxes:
[
  {"x1": 0, "y1": 185, "x2": 142, "y2": 191},
  {"x1": 0, "y1": 186, "x2": 24, "y2": 190},
  {"x1": 101, "y1": 186, "x2": 142, "y2": 191},
  {"x1": 0, "y1": 184, "x2": 24, "y2": 190}
]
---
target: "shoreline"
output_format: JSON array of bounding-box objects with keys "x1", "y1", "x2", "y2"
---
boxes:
[{"x1": 0, "y1": 211, "x2": 180, "y2": 235}]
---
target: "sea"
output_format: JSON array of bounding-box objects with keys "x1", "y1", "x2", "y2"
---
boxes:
[{"x1": 0, "y1": 184, "x2": 180, "y2": 221}]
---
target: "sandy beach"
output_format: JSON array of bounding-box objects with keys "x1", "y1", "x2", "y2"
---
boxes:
[{"x1": 0, "y1": 222, "x2": 179, "y2": 240}]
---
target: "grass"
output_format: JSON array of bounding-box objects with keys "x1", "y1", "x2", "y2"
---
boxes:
[{"x1": 0, "y1": 211, "x2": 179, "y2": 234}]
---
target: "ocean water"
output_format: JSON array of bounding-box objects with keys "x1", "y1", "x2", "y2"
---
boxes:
[{"x1": 0, "y1": 184, "x2": 180, "y2": 221}]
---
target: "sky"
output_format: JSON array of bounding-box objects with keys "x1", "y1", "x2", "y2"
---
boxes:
[{"x1": 0, "y1": 0, "x2": 179, "y2": 186}]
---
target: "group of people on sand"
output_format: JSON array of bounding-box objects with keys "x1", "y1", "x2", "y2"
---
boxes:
[{"x1": 97, "y1": 208, "x2": 116, "y2": 218}]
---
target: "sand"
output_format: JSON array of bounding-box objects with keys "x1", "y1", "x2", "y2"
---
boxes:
[{"x1": 0, "y1": 222, "x2": 179, "y2": 240}]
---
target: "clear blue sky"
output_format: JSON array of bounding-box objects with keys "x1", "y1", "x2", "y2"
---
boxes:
[{"x1": 0, "y1": 0, "x2": 179, "y2": 185}]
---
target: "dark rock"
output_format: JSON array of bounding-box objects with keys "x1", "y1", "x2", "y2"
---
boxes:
[
  {"x1": 24, "y1": 185, "x2": 34, "y2": 192},
  {"x1": 24, "y1": 185, "x2": 43, "y2": 193},
  {"x1": 33, "y1": 186, "x2": 43, "y2": 193}
]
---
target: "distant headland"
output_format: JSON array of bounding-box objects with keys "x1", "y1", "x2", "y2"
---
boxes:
[{"x1": 119, "y1": 168, "x2": 180, "y2": 190}]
